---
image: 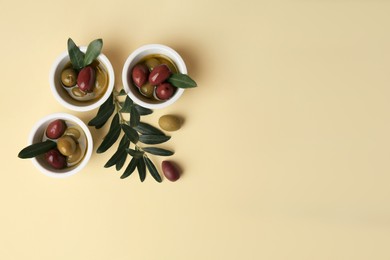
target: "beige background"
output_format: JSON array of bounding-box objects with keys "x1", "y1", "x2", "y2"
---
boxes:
[{"x1": 1, "y1": 0, "x2": 390, "y2": 259}]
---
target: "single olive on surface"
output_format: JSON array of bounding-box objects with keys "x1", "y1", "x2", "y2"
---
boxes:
[
  {"x1": 158, "y1": 115, "x2": 182, "y2": 132},
  {"x1": 132, "y1": 64, "x2": 149, "y2": 88},
  {"x1": 155, "y1": 83, "x2": 175, "y2": 100},
  {"x1": 46, "y1": 119, "x2": 67, "y2": 139},
  {"x1": 57, "y1": 136, "x2": 77, "y2": 156},
  {"x1": 45, "y1": 149, "x2": 67, "y2": 169},
  {"x1": 140, "y1": 82, "x2": 155, "y2": 98},
  {"x1": 61, "y1": 68, "x2": 77, "y2": 87},
  {"x1": 148, "y1": 64, "x2": 171, "y2": 85},
  {"x1": 77, "y1": 66, "x2": 96, "y2": 92},
  {"x1": 162, "y1": 161, "x2": 180, "y2": 182}
]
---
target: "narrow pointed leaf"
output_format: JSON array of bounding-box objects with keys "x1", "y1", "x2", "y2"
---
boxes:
[
  {"x1": 144, "y1": 157, "x2": 162, "y2": 182},
  {"x1": 139, "y1": 134, "x2": 170, "y2": 144},
  {"x1": 84, "y1": 39, "x2": 103, "y2": 66},
  {"x1": 133, "y1": 104, "x2": 153, "y2": 115},
  {"x1": 119, "y1": 96, "x2": 133, "y2": 113},
  {"x1": 130, "y1": 105, "x2": 140, "y2": 127},
  {"x1": 18, "y1": 140, "x2": 57, "y2": 159},
  {"x1": 121, "y1": 124, "x2": 139, "y2": 143},
  {"x1": 88, "y1": 93, "x2": 114, "y2": 128},
  {"x1": 167, "y1": 73, "x2": 197, "y2": 88},
  {"x1": 143, "y1": 147, "x2": 174, "y2": 156},
  {"x1": 67, "y1": 38, "x2": 85, "y2": 70},
  {"x1": 104, "y1": 135, "x2": 130, "y2": 168},
  {"x1": 126, "y1": 148, "x2": 144, "y2": 158},
  {"x1": 120, "y1": 158, "x2": 138, "y2": 179},
  {"x1": 137, "y1": 158, "x2": 146, "y2": 182},
  {"x1": 97, "y1": 114, "x2": 121, "y2": 153},
  {"x1": 134, "y1": 122, "x2": 165, "y2": 135},
  {"x1": 115, "y1": 152, "x2": 127, "y2": 171}
]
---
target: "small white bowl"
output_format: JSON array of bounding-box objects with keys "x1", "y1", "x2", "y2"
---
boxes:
[
  {"x1": 28, "y1": 113, "x2": 93, "y2": 178},
  {"x1": 49, "y1": 47, "x2": 115, "y2": 112},
  {"x1": 122, "y1": 44, "x2": 186, "y2": 109}
]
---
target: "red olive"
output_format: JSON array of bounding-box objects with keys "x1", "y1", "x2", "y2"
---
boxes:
[
  {"x1": 132, "y1": 64, "x2": 149, "y2": 88},
  {"x1": 77, "y1": 66, "x2": 96, "y2": 92},
  {"x1": 156, "y1": 83, "x2": 175, "y2": 100},
  {"x1": 46, "y1": 119, "x2": 67, "y2": 139},
  {"x1": 45, "y1": 149, "x2": 67, "y2": 169},
  {"x1": 148, "y1": 64, "x2": 171, "y2": 85},
  {"x1": 162, "y1": 161, "x2": 180, "y2": 182}
]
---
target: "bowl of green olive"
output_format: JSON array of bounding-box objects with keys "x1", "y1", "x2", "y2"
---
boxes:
[
  {"x1": 22, "y1": 113, "x2": 93, "y2": 178},
  {"x1": 49, "y1": 40, "x2": 115, "y2": 112},
  {"x1": 122, "y1": 44, "x2": 187, "y2": 109}
]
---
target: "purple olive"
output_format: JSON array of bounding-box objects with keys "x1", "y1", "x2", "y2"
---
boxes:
[
  {"x1": 46, "y1": 119, "x2": 67, "y2": 139},
  {"x1": 45, "y1": 149, "x2": 67, "y2": 169},
  {"x1": 148, "y1": 64, "x2": 171, "y2": 85},
  {"x1": 156, "y1": 83, "x2": 174, "y2": 100},
  {"x1": 77, "y1": 66, "x2": 96, "y2": 92},
  {"x1": 132, "y1": 64, "x2": 149, "y2": 88},
  {"x1": 162, "y1": 161, "x2": 180, "y2": 182}
]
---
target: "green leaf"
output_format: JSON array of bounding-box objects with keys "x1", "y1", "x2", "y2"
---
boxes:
[
  {"x1": 126, "y1": 148, "x2": 144, "y2": 158},
  {"x1": 121, "y1": 124, "x2": 139, "y2": 143},
  {"x1": 130, "y1": 106, "x2": 140, "y2": 127},
  {"x1": 88, "y1": 93, "x2": 114, "y2": 129},
  {"x1": 104, "y1": 135, "x2": 130, "y2": 168},
  {"x1": 67, "y1": 38, "x2": 85, "y2": 70},
  {"x1": 18, "y1": 140, "x2": 57, "y2": 159},
  {"x1": 137, "y1": 158, "x2": 146, "y2": 182},
  {"x1": 139, "y1": 135, "x2": 170, "y2": 145},
  {"x1": 168, "y1": 73, "x2": 197, "y2": 88},
  {"x1": 97, "y1": 113, "x2": 121, "y2": 153},
  {"x1": 117, "y1": 89, "x2": 127, "y2": 96},
  {"x1": 143, "y1": 147, "x2": 174, "y2": 156},
  {"x1": 120, "y1": 158, "x2": 138, "y2": 179},
  {"x1": 84, "y1": 39, "x2": 103, "y2": 66},
  {"x1": 134, "y1": 122, "x2": 165, "y2": 135},
  {"x1": 133, "y1": 104, "x2": 153, "y2": 115},
  {"x1": 144, "y1": 157, "x2": 162, "y2": 182},
  {"x1": 119, "y1": 96, "x2": 133, "y2": 113},
  {"x1": 115, "y1": 152, "x2": 127, "y2": 171}
]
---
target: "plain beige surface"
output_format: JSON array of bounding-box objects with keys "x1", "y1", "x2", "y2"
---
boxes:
[{"x1": 1, "y1": 0, "x2": 390, "y2": 259}]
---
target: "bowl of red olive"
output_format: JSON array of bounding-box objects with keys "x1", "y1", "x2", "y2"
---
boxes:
[
  {"x1": 18, "y1": 113, "x2": 93, "y2": 178},
  {"x1": 122, "y1": 44, "x2": 188, "y2": 109}
]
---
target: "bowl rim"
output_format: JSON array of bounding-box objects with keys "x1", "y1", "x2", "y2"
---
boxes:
[
  {"x1": 28, "y1": 113, "x2": 93, "y2": 178},
  {"x1": 49, "y1": 46, "x2": 115, "y2": 112},
  {"x1": 122, "y1": 44, "x2": 187, "y2": 109}
]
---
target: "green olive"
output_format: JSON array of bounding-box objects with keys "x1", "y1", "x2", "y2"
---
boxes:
[
  {"x1": 61, "y1": 68, "x2": 77, "y2": 87},
  {"x1": 145, "y1": 58, "x2": 161, "y2": 71},
  {"x1": 94, "y1": 65, "x2": 107, "y2": 95},
  {"x1": 57, "y1": 136, "x2": 77, "y2": 156},
  {"x1": 140, "y1": 82, "x2": 155, "y2": 98},
  {"x1": 158, "y1": 115, "x2": 182, "y2": 131},
  {"x1": 64, "y1": 127, "x2": 81, "y2": 140},
  {"x1": 67, "y1": 145, "x2": 83, "y2": 165}
]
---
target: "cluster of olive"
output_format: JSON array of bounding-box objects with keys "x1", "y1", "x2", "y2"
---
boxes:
[
  {"x1": 131, "y1": 56, "x2": 178, "y2": 101},
  {"x1": 60, "y1": 61, "x2": 108, "y2": 101},
  {"x1": 44, "y1": 120, "x2": 85, "y2": 169}
]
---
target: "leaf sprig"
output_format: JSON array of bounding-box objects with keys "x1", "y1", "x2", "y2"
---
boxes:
[
  {"x1": 88, "y1": 89, "x2": 174, "y2": 182},
  {"x1": 67, "y1": 38, "x2": 103, "y2": 70}
]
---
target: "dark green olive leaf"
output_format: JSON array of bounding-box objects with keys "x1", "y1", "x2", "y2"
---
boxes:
[
  {"x1": 134, "y1": 122, "x2": 165, "y2": 135},
  {"x1": 104, "y1": 135, "x2": 130, "y2": 168},
  {"x1": 139, "y1": 135, "x2": 170, "y2": 145},
  {"x1": 18, "y1": 140, "x2": 57, "y2": 159},
  {"x1": 97, "y1": 114, "x2": 121, "y2": 153},
  {"x1": 137, "y1": 158, "x2": 146, "y2": 182},
  {"x1": 133, "y1": 104, "x2": 153, "y2": 115},
  {"x1": 88, "y1": 93, "x2": 114, "y2": 129},
  {"x1": 120, "y1": 157, "x2": 138, "y2": 179},
  {"x1": 115, "y1": 152, "x2": 127, "y2": 171},
  {"x1": 126, "y1": 148, "x2": 144, "y2": 158},
  {"x1": 130, "y1": 105, "x2": 140, "y2": 127},
  {"x1": 118, "y1": 89, "x2": 127, "y2": 96},
  {"x1": 144, "y1": 157, "x2": 162, "y2": 182},
  {"x1": 142, "y1": 147, "x2": 174, "y2": 156},
  {"x1": 119, "y1": 96, "x2": 133, "y2": 113},
  {"x1": 121, "y1": 124, "x2": 139, "y2": 143},
  {"x1": 67, "y1": 38, "x2": 85, "y2": 70},
  {"x1": 168, "y1": 73, "x2": 197, "y2": 88},
  {"x1": 84, "y1": 39, "x2": 103, "y2": 67}
]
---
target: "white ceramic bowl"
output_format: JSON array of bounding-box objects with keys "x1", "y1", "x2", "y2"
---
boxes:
[
  {"x1": 122, "y1": 44, "x2": 186, "y2": 109},
  {"x1": 49, "y1": 47, "x2": 115, "y2": 112},
  {"x1": 28, "y1": 113, "x2": 93, "y2": 178}
]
